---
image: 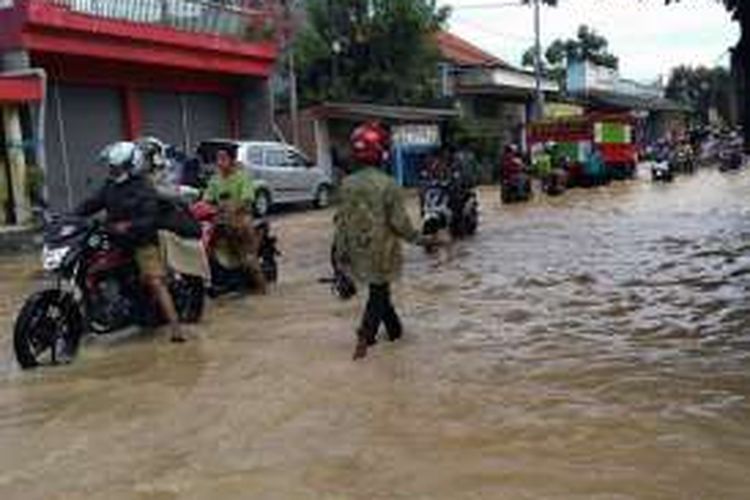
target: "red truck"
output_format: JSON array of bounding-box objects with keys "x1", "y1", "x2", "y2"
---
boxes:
[{"x1": 526, "y1": 113, "x2": 638, "y2": 185}]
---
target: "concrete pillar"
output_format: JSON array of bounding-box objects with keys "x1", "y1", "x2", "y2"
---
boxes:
[
  {"x1": 313, "y1": 118, "x2": 332, "y2": 176},
  {"x1": 1, "y1": 50, "x2": 31, "y2": 72},
  {"x1": 2, "y1": 105, "x2": 30, "y2": 225}
]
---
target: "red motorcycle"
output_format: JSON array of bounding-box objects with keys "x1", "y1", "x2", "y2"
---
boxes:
[
  {"x1": 190, "y1": 201, "x2": 279, "y2": 295},
  {"x1": 14, "y1": 213, "x2": 205, "y2": 369}
]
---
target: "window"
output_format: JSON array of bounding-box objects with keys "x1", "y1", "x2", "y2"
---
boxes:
[
  {"x1": 265, "y1": 149, "x2": 287, "y2": 167},
  {"x1": 287, "y1": 150, "x2": 310, "y2": 168},
  {"x1": 247, "y1": 147, "x2": 263, "y2": 165}
]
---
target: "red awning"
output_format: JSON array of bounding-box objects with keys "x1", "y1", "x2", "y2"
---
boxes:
[{"x1": 0, "y1": 75, "x2": 43, "y2": 103}]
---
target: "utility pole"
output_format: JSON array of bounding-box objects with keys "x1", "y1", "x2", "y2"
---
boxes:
[{"x1": 533, "y1": 0, "x2": 544, "y2": 120}]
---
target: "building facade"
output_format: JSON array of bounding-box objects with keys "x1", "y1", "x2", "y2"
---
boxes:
[
  {"x1": 436, "y1": 31, "x2": 560, "y2": 181},
  {"x1": 566, "y1": 59, "x2": 689, "y2": 144},
  {"x1": 0, "y1": 0, "x2": 279, "y2": 217}
]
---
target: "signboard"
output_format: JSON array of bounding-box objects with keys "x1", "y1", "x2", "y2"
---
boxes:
[
  {"x1": 586, "y1": 63, "x2": 618, "y2": 92},
  {"x1": 392, "y1": 125, "x2": 440, "y2": 147},
  {"x1": 594, "y1": 122, "x2": 632, "y2": 144}
]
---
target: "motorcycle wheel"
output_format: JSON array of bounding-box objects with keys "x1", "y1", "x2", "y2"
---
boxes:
[
  {"x1": 14, "y1": 290, "x2": 83, "y2": 369},
  {"x1": 171, "y1": 275, "x2": 205, "y2": 324}
]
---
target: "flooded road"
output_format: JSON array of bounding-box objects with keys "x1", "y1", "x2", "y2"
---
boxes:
[{"x1": 3, "y1": 168, "x2": 750, "y2": 499}]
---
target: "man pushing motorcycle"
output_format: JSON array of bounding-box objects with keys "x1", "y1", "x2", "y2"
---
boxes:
[
  {"x1": 202, "y1": 146, "x2": 267, "y2": 294},
  {"x1": 75, "y1": 142, "x2": 186, "y2": 342}
]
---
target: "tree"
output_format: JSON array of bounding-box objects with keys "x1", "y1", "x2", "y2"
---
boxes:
[
  {"x1": 523, "y1": 0, "x2": 748, "y2": 149},
  {"x1": 667, "y1": 0, "x2": 747, "y2": 150},
  {"x1": 293, "y1": 0, "x2": 450, "y2": 106},
  {"x1": 666, "y1": 65, "x2": 735, "y2": 125},
  {"x1": 521, "y1": 25, "x2": 619, "y2": 87}
]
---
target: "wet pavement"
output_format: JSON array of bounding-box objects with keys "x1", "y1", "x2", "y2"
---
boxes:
[{"x1": 2, "y1": 167, "x2": 750, "y2": 499}]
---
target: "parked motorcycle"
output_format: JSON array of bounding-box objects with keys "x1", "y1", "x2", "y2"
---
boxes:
[
  {"x1": 421, "y1": 179, "x2": 479, "y2": 239},
  {"x1": 190, "y1": 201, "x2": 279, "y2": 296},
  {"x1": 14, "y1": 213, "x2": 205, "y2": 369}
]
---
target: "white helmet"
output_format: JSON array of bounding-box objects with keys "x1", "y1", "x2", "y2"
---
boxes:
[
  {"x1": 136, "y1": 136, "x2": 168, "y2": 172},
  {"x1": 99, "y1": 141, "x2": 143, "y2": 172}
]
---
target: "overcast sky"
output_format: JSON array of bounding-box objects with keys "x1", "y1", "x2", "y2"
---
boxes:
[{"x1": 441, "y1": 0, "x2": 739, "y2": 82}]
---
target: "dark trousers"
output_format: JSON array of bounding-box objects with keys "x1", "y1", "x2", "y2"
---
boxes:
[{"x1": 359, "y1": 283, "x2": 403, "y2": 342}]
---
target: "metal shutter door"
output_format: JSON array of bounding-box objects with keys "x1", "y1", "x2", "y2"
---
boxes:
[
  {"x1": 185, "y1": 93, "x2": 229, "y2": 147},
  {"x1": 140, "y1": 91, "x2": 186, "y2": 149},
  {"x1": 45, "y1": 84, "x2": 124, "y2": 210}
]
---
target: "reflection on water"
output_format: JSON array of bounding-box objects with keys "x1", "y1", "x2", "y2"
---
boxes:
[{"x1": 2, "y1": 169, "x2": 750, "y2": 498}]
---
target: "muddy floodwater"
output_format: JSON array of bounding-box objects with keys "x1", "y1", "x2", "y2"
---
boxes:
[{"x1": 3, "y1": 168, "x2": 750, "y2": 499}]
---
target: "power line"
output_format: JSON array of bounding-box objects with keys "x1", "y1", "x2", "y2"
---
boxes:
[
  {"x1": 449, "y1": 1, "x2": 525, "y2": 10},
  {"x1": 450, "y1": 17, "x2": 535, "y2": 43}
]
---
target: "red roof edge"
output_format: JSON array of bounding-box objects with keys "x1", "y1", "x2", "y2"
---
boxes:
[{"x1": 435, "y1": 30, "x2": 508, "y2": 67}]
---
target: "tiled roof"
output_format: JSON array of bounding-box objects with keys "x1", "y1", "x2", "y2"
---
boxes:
[{"x1": 435, "y1": 30, "x2": 508, "y2": 67}]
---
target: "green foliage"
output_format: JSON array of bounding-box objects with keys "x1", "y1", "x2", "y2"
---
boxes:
[
  {"x1": 521, "y1": 24, "x2": 619, "y2": 87},
  {"x1": 666, "y1": 65, "x2": 734, "y2": 124},
  {"x1": 293, "y1": 0, "x2": 451, "y2": 106}
]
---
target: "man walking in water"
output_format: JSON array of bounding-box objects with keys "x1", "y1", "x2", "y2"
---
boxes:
[{"x1": 334, "y1": 122, "x2": 428, "y2": 360}]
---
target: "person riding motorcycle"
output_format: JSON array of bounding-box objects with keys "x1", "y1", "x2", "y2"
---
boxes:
[
  {"x1": 136, "y1": 136, "x2": 199, "y2": 202},
  {"x1": 75, "y1": 141, "x2": 186, "y2": 342},
  {"x1": 533, "y1": 143, "x2": 554, "y2": 188},
  {"x1": 333, "y1": 121, "x2": 431, "y2": 360},
  {"x1": 202, "y1": 146, "x2": 267, "y2": 294},
  {"x1": 585, "y1": 144, "x2": 607, "y2": 185},
  {"x1": 501, "y1": 144, "x2": 525, "y2": 180}
]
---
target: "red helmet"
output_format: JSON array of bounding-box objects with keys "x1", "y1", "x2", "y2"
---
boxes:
[{"x1": 350, "y1": 121, "x2": 390, "y2": 166}]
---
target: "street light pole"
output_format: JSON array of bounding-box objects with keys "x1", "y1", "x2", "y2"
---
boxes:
[{"x1": 533, "y1": 0, "x2": 544, "y2": 120}]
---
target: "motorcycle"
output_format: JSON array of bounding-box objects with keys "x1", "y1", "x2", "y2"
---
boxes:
[
  {"x1": 651, "y1": 160, "x2": 674, "y2": 182},
  {"x1": 421, "y1": 179, "x2": 479, "y2": 239},
  {"x1": 14, "y1": 214, "x2": 205, "y2": 369},
  {"x1": 501, "y1": 174, "x2": 532, "y2": 204},
  {"x1": 190, "y1": 201, "x2": 279, "y2": 296},
  {"x1": 542, "y1": 168, "x2": 567, "y2": 196},
  {"x1": 719, "y1": 150, "x2": 744, "y2": 172},
  {"x1": 669, "y1": 148, "x2": 695, "y2": 175},
  {"x1": 718, "y1": 139, "x2": 745, "y2": 172}
]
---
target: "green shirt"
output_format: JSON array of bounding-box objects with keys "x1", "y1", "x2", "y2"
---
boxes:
[
  {"x1": 205, "y1": 168, "x2": 256, "y2": 208},
  {"x1": 334, "y1": 166, "x2": 420, "y2": 284},
  {"x1": 533, "y1": 153, "x2": 553, "y2": 177}
]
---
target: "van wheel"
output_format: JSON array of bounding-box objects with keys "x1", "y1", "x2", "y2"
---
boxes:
[
  {"x1": 254, "y1": 190, "x2": 271, "y2": 218},
  {"x1": 314, "y1": 185, "x2": 332, "y2": 209}
]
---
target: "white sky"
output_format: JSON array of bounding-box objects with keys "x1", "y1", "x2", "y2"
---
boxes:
[{"x1": 441, "y1": 0, "x2": 740, "y2": 82}]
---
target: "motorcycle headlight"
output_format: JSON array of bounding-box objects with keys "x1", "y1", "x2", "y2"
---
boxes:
[{"x1": 42, "y1": 245, "x2": 71, "y2": 271}]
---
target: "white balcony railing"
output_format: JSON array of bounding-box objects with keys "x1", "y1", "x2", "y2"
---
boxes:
[{"x1": 38, "y1": 0, "x2": 274, "y2": 40}]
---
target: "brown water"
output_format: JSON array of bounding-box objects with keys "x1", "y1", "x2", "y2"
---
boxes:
[{"x1": 2, "y1": 168, "x2": 750, "y2": 499}]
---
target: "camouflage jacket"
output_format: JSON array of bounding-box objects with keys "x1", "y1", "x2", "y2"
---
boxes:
[{"x1": 334, "y1": 167, "x2": 420, "y2": 284}]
